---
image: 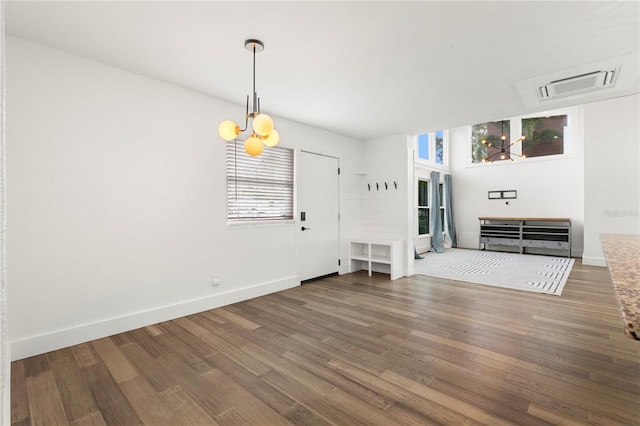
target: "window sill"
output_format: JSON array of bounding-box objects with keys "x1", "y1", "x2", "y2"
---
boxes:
[{"x1": 227, "y1": 219, "x2": 296, "y2": 229}]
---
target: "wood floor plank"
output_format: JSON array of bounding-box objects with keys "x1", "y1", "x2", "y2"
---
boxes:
[
  {"x1": 281, "y1": 350, "x2": 395, "y2": 411},
  {"x1": 121, "y1": 328, "x2": 166, "y2": 358},
  {"x1": 527, "y1": 402, "x2": 587, "y2": 426},
  {"x1": 154, "y1": 332, "x2": 215, "y2": 376},
  {"x1": 326, "y1": 358, "x2": 467, "y2": 425},
  {"x1": 23, "y1": 354, "x2": 49, "y2": 378},
  {"x1": 158, "y1": 385, "x2": 219, "y2": 426},
  {"x1": 215, "y1": 307, "x2": 262, "y2": 330},
  {"x1": 280, "y1": 402, "x2": 334, "y2": 426},
  {"x1": 81, "y1": 362, "x2": 143, "y2": 425},
  {"x1": 11, "y1": 361, "x2": 30, "y2": 425},
  {"x1": 381, "y1": 369, "x2": 518, "y2": 426},
  {"x1": 119, "y1": 342, "x2": 177, "y2": 392},
  {"x1": 241, "y1": 344, "x2": 404, "y2": 426},
  {"x1": 174, "y1": 316, "x2": 211, "y2": 336},
  {"x1": 200, "y1": 331, "x2": 271, "y2": 376},
  {"x1": 119, "y1": 375, "x2": 179, "y2": 425},
  {"x1": 90, "y1": 337, "x2": 138, "y2": 384},
  {"x1": 71, "y1": 343, "x2": 100, "y2": 368},
  {"x1": 205, "y1": 349, "x2": 294, "y2": 415},
  {"x1": 49, "y1": 356, "x2": 100, "y2": 422},
  {"x1": 25, "y1": 371, "x2": 69, "y2": 426},
  {"x1": 429, "y1": 378, "x2": 552, "y2": 426},
  {"x1": 69, "y1": 411, "x2": 107, "y2": 426},
  {"x1": 199, "y1": 369, "x2": 293, "y2": 426},
  {"x1": 11, "y1": 260, "x2": 640, "y2": 426},
  {"x1": 260, "y1": 368, "x2": 389, "y2": 426}
]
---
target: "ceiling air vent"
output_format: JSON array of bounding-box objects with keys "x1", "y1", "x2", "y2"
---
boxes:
[{"x1": 538, "y1": 69, "x2": 618, "y2": 101}]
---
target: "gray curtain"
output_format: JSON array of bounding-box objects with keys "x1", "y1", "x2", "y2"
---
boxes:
[
  {"x1": 444, "y1": 174, "x2": 457, "y2": 247},
  {"x1": 430, "y1": 171, "x2": 444, "y2": 253}
]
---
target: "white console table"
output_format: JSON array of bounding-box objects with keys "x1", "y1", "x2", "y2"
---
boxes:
[
  {"x1": 349, "y1": 239, "x2": 403, "y2": 280},
  {"x1": 479, "y1": 217, "x2": 571, "y2": 257}
]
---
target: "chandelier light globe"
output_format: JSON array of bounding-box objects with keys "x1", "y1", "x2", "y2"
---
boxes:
[
  {"x1": 218, "y1": 120, "x2": 240, "y2": 141},
  {"x1": 219, "y1": 39, "x2": 277, "y2": 156},
  {"x1": 262, "y1": 129, "x2": 280, "y2": 147},
  {"x1": 252, "y1": 113, "x2": 275, "y2": 136},
  {"x1": 244, "y1": 135, "x2": 264, "y2": 156}
]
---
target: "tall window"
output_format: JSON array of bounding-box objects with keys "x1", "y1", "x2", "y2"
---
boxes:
[
  {"x1": 417, "y1": 180, "x2": 445, "y2": 236},
  {"x1": 522, "y1": 115, "x2": 567, "y2": 158},
  {"x1": 418, "y1": 180, "x2": 429, "y2": 235},
  {"x1": 226, "y1": 141, "x2": 294, "y2": 222}
]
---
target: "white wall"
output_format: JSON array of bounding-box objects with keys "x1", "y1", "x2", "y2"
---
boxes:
[
  {"x1": 7, "y1": 37, "x2": 362, "y2": 359},
  {"x1": 449, "y1": 109, "x2": 585, "y2": 256},
  {"x1": 583, "y1": 94, "x2": 640, "y2": 266},
  {"x1": 356, "y1": 134, "x2": 412, "y2": 276}
]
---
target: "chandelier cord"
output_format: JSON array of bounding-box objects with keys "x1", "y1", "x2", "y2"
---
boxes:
[{"x1": 252, "y1": 43, "x2": 257, "y2": 118}]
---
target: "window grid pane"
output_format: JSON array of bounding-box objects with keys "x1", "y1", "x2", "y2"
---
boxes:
[
  {"x1": 418, "y1": 180, "x2": 430, "y2": 235},
  {"x1": 435, "y1": 130, "x2": 444, "y2": 165},
  {"x1": 418, "y1": 208, "x2": 429, "y2": 235},
  {"x1": 522, "y1": 115, "x2": 567, "y2": 158},
  {"x1": 418, "y1": 134, "x2": 429, "y2": 160},
  {"x1": 471, "y1": 121, "x2": 510, "y2": 163}
]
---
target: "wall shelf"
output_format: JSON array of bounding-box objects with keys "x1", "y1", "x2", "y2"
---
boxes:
[
  {"x1": 479, "y1": 217, "x2": 571, "y2": 257},
  {"x1": 349, "y1": 239, "x2": 402, "y2": 280}
]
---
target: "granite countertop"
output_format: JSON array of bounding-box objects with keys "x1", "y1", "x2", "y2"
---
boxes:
[{"x1": 600, "y1": 234, "x2": 640, "y2": 340}]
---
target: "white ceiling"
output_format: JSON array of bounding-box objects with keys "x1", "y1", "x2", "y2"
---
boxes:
[{"x1": 5, "y1": 1, "x2": 640, "y2": 141}]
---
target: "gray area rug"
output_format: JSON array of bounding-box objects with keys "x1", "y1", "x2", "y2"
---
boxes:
[{"x1": 414, "y1": 248, "x2": 574, "y2": 296}]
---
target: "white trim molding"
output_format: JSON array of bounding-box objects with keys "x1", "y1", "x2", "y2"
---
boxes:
[{"x1": 10, "y1": 276, "x2": 299, "y2": 361}]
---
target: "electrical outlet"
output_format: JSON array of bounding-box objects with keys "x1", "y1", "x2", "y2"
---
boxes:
[{"x1": 211, "y1": 274, "x2": 221, "y2": 287}]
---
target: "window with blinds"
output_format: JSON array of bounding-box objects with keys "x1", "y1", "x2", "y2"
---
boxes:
[{"x1": 226, "y1": 141, "x2": 294, "y2": 222}]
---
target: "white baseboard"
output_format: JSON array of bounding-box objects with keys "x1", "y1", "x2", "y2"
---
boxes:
[
  {"x1": 10, "y1": 276, "x2": 299, "y2": 361},
  {"x1": 581, "y1": 256, "x2": 608, "y2": 267}
]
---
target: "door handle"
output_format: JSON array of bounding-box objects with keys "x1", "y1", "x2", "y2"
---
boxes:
[{"x1": 301, "y1": 226, "x2": 311, "y2": 231}]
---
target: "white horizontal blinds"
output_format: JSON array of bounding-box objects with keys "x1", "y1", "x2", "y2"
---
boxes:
[{"x1": 226, "y1": 141, "x2": 294, "y2": 222}]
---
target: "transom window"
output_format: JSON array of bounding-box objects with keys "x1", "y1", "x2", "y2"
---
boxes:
[
  {"x1": 416, "y1": 130, "x2": 448, "y2": 167},
  {"x1": 471, "y1": 120, "x2": 511, "y2": 163},
  {"x1": 471, "y1": 109, "x2": 575, "y2": 164},
  {"x1": 522, "y1": 114, "x2": 567, "y2": 158}
]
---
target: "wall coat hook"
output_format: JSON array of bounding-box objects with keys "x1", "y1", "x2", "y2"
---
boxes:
[
  {"x1": 376, "y1": 183, "x2": 379, "y2": 191},
  {"x1": 367, "y1": 183, "x2": 371, "y2": 191},
  {"x1": 394, "y1": 181, "x2": 397, "y2": 189},
  {"x1": 384, "y1": 182, "x2": 388, "y2": 190}
]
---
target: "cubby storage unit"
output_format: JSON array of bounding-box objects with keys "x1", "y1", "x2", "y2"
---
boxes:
[
  {"x1": 479, "y1": 217, "x2": 571, "y2": 257},
  {"x1": 349, "y1": 239, "x2": 403, "y2": 280}
]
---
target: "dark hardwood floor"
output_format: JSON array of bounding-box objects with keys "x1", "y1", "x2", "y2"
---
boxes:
[{"x1": 11, "y1": 260, "x2": 640, "y2": 425}]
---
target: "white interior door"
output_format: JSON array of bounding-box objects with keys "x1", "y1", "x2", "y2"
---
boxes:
[{"x1": 298, "y1": 151, "x2": 339, "y2": 281}]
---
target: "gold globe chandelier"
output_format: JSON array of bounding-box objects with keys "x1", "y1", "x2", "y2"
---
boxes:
[
  {"x1": 481, "y1": 120, "x2": 526, "y2": 163},
  {"x1": 218, "y1": 39, "x2": 279, "y2": 156}
]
